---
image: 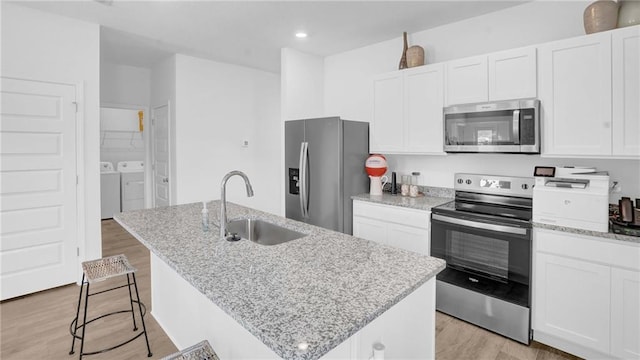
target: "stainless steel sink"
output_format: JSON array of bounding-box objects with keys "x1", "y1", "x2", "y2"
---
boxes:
[{"x1": 225, "y1": 218, "x2": 305, "y2": 245}]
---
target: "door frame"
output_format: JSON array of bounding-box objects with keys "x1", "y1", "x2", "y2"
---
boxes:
[
  {"x1": 100, "y1": 102, "x2": 150, "y2": 208},
  {"x1": 151, "y1": 101, "x2": 172, "y2": 207}
]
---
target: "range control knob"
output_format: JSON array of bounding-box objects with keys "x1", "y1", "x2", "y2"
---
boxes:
[
  {"x1": 465, "y1": 179, "x2": 472, "y2": 185},
  {"x1": 522, "y1": 184, "x2": 529, "y2": 190},
  {"x1": 457, "y1": 179, "x2": 464, "y2": 184}
]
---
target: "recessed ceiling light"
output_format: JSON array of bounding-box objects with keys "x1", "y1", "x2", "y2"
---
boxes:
[{"x1": 295, "y1": 32, "x2": 308, "y2": 39}]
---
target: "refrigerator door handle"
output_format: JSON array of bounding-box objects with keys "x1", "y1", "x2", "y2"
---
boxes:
[{"x1": 299, "y1": 142, "x2": 309, "y2": 218}]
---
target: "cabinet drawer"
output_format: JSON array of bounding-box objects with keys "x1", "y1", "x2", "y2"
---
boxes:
[
  {"x1": 353, "y1": 200, "x2": 429, "y2": 229},
  {"x1": 535, "y1": 229, "x2": 640, "y2": 270}
]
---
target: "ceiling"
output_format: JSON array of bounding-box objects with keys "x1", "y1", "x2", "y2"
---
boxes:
[{"x1": 13, "y1": 1, "x2": 528, "y2": 73}]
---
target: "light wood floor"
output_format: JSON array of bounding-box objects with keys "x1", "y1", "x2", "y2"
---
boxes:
[{"x1": 1, "y1": 220, "x2": 581, "y2": 360}]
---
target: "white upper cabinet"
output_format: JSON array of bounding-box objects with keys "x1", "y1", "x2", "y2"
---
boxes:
[
  {"x1": 612, "y1": 25, "x2": 640, "y2": 157},
  {"x1": 372, "y1": 72, "x2": 404, "y2": 152},
  {"x1": 446, "y1": 55, "x2": 488, "y2": 105},
  {"x1": 371, "y1": 63, "x2": 445, "y2": 154},
  {"x1": 488, "y1": 47, "x2": 537, "y2": 101},
  {"x1": 446, "y1": 47, "x2": 537, "y2": 105},
  {"x1": 539, "y1": 32, "x2": 612, "y2": 157},
  {"x1": 404, "y1": 64, "x2": 445, "y2": 154}
]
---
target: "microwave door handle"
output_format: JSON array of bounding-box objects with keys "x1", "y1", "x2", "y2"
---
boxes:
[
  {"x1": 512, "y1": 110, "x2": 520, "y2": 144},
  {"x1": 432, "y1": 214, "x2": 528, "y2": 235}
]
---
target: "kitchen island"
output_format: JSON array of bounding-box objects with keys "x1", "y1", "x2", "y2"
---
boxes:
[{"x1": 114, "y1": 201, "x2": 445, "y2": 360}]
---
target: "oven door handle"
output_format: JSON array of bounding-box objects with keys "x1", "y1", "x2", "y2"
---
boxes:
[{"x1": 432, "y1": 214, "x2": 528, "y2": 235}]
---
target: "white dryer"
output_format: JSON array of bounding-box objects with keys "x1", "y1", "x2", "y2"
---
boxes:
[
  {"x1": 117, "y1": 161, "x2": 145, "y2": 212},
  {"x1": 100, "y1": 162, "x2": 121, "y2": 219}
]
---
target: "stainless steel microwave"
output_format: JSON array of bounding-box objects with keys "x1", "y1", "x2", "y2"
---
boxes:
[{"x1": 444, "y1": 99, "x2": 540, "y2": 154}]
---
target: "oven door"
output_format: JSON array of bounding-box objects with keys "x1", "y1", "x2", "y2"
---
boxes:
[{"x1": 431, "y1": 211, "x2": 531, "y2": 307}]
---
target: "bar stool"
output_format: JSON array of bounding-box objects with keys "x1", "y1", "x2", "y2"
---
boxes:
[
  {"x1": 68, "y1": 254, "x2": 152, "y2": 359},
  {"x1": 161, "y1": 340, "x2": 219, "y2": 360}
]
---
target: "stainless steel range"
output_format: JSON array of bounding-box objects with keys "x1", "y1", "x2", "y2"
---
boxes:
[{"x1": 431, "y1": 173, "x2": 534, "y2": 344}]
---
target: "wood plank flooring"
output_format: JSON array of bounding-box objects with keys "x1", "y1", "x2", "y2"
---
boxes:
[
  {"x1": 1, "y1": 220, "x2": 178, "y2": 359},
  {"x1": 1, "y1": 219, "x2": 581, "y2": 360}
]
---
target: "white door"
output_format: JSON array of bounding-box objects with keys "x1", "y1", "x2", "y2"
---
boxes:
[
  {"x1": 1, "y1": 77, "x2": 78, "y2": 300},
  {"x1": 152, "y1": 103, "x2": 171, "y2": 207}
]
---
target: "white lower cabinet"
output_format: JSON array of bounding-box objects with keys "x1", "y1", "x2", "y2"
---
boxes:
[
  {"x1": 534, "y1": 252, "x2": 611, "y2": 354},
  {"x1": 611, "y1": 267, "x2": 640, "y2": 359},
  {"x1": 353, "y1": 200, "x2": 430, "y2": 255},
  {"x1": 533, "y1": 229, "x2": 640, "y2": 359}
]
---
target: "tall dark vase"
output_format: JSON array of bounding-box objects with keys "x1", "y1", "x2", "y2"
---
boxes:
[{"x1": 398, "y1": 32, "x2": 408, "y2": 70}]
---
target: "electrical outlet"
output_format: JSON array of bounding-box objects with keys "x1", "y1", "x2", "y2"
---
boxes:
[{"x1": 611, "y1": 181, "x2": 622, "y2": 193}]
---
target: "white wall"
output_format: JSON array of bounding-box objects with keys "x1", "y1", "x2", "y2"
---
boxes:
[
  {"x1": 1, "y1": 3, "x2": 102, "y2": 260},
  {"x1": 281, "y1": 48, "x2": 325, "y2": 120},
  {"x1": 100, "y1": 62, "x2": 151, "y2": 106},
  {"x1": 174, "y1": 54, "x2": 281, "y2": 214},
  {"x1": 324, "y1": 1, "x2": 640, "y2": 202},
  {"x1": 150, "y1": 55, "x2": 177, "y2": 205}
]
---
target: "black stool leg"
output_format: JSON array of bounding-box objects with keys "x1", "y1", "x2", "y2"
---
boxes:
[
  {"x1": 69, "y1": 274, "x2": 85, "y2": 355},
  {"x1": 126, "y1": 273, "x2": 138, "y2": 331},
  {"x1": 78, "y1": 281, "x2": 90, "y2": 360},
  {"x1": 132, "y1": 273, "x2": 152, "y2": 357}
]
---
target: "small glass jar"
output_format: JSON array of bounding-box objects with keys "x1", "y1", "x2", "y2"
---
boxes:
[
  {"x1": 401, "y1": 175, "x2": 410, "y2": 196},
  {"x1": 409, "y1": 175, "x2": 419, "y2": 197}
]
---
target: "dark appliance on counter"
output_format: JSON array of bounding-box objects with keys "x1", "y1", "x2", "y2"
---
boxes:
[
  {"x1": 431, "y1": 173, "x2": 535, "y2": 344},
  {"x1": 444, "y1": 99, "x2": 540, "y2": 153},
  {"x1": 285, "y1": 117, "x2": 369, "y2": 235}
]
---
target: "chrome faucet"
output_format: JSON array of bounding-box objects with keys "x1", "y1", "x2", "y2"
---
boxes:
[{"x1": 220, "y1": 170, "x2": 254, "y2": 239}]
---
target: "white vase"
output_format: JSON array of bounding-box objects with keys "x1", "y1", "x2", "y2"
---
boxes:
[{"x1": 618, "y1": 0, "x2": 640, "y2": 28}]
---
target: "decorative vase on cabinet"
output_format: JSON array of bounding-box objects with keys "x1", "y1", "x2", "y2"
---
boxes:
[
  {"x1": 584, "y1": 0, "x2": 619, "y2": 34},
  {"x1": 618, "y1": 0, "x2": 640, "y2": 27}
]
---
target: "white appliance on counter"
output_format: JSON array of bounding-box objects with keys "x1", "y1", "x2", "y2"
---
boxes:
[
  {"x1": 117, "y1": 161, "x2": 144, "y2": 212},
  {"x1": 100, "y1": 162, "x2": 121, "y2": 219},
  {"x1": 533, "y1": 172, "x2": 610, "y2": 232}
]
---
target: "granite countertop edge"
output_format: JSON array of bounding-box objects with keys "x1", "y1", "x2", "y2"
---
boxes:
[
  {"x1": 352, "y1": 192, "x2": 638, "y2": 244},
  {"x1": 532, "y1": 222, "x2": 640, "y2": 244},
  {"x1": 351, "y1": 193, "x2": 453, "y2": 211},
  {"x1": 114, "y1": 203, "x2": 446, "y2": 360}
]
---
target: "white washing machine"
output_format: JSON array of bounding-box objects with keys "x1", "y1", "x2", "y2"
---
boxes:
[
  {"x1": 100, "y1": 162, "x2": 121, "y2": 219},
  {"x1": 117, "y1": 161, "x2": 145, "y2": 212}
]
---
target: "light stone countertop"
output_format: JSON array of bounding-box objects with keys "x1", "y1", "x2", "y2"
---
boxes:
[
  {"x1": 114, "y1": 201, "x2": 445, "y2": 360},
  {"x1": 353, "y1": 191, "x2": 639, "y2": 244},
  {"x1": 533, "y1": 222, "x2": 640, "y2": 244},
  {"x1": 352, "y1": 193, "x2": 453, "y2": 211}
]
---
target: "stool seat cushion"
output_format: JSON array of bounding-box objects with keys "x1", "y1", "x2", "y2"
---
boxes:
[{"x1": 81, "y1": 254, "x2": 136, "y2": 283}]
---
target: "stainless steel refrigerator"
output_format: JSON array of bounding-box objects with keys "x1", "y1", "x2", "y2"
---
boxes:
[{"x1": 285, "y1": 117, "x2": 369, "y2": 235}]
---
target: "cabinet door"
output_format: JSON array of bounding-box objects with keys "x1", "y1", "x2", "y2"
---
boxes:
[
  {"x1": 534, "y1": 252, "x2": 611, "y2": 354},
  {"x1": 404, "y1": 64, "x2": 445, "y2": 154},
  {"x1": 612, "y1": 26, "x2": 640, "y2": 158},
  {"x1": 387, "y1": 223, "x2": 430, "y2": 256},
  {"x1": 446, "y1": 55, "x2": 488, "y2": 105},
  {"x1": 353, "y1": 216, "x2": 387, "y2": 246},
  {"x1": 539, "y1": 33, "x2": 612, "y2": 156},
  {"x1": 611, "y1": 267, "x2": 640, "y2": 359},
  {"x1": 488, "y1": 47, "x2": 537, "y2": 101},
  {"x1": 372, "y1": 72, "x2": 403, "y2": 152}
]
